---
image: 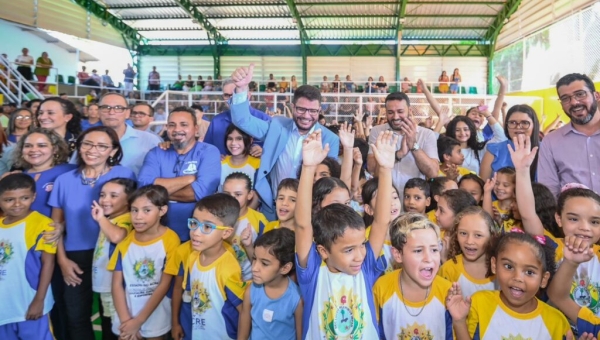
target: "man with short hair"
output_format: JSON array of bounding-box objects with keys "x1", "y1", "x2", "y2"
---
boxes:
[
  {"x1": 230, "y1": 64, "x2": 339, "y2": 220},
  {"x1": 101, "y1": 69, "x2": 115, "y2": 88},
  {"x1": 138, "y1": 107, "x2": 220, "y2": 241},
  {"x1": 97, "y1": 93, "x2": 162, "y2": 175},
  {"x1": 123, "y1": 64, "x2": 136, "y2": 98},
  {"x1": 538, "y1": 73, "x2": 600, "y2": 197},
  {"x1": 367, "y1": 92, "x2": 438, "y2": 194},
  {"x1": 130, "y1": 103, "x2": 158, "y2": 135},
  {"x1": 148, "y1": 66, "x2": 160, "y2": 91},
  {"x1": 203, "y1": 78, "x2": 270, "y2": 155}
]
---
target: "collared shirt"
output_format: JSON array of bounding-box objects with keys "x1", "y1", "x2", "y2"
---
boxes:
[
  {"x1": 368, "y1": 123, "x2": 438, "y2": 194},
  {"x1": 119, "y1": 125, "x2": 163, "y2": 176},
  {"x1": 538, "y1": 123, "x2": 600, "y2": 197}
]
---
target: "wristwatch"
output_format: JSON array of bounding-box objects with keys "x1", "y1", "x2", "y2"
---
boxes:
[{"x1": 410, "y1": 142, "x2": 420, "y2": 152}]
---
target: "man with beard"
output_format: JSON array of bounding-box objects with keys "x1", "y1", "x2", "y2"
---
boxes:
[
  {"x1": 367, "y1": 92, "x2": 438, "y2": 194},
  {"x1": 538, "y1": 73, "x2": 600, "y2": 197},
  {"x1": 138, "y1": 107, "x2": 220, "y2": 241},
  {"x1": 230, "y1": 64, "x2": 339, "y2": 221}
]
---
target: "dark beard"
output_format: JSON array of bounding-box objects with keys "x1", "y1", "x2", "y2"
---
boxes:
[{"x1": 567, "y1": 100, "x2": 597, "y2": 125}]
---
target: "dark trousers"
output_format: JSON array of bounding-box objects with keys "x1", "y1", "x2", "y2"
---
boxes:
[
  {"x1": 63, "y1": 249, "x2": 95, "y2": 340},
  {"x1": 50, "y1": 265, "x2": 70, "y2": 340}
]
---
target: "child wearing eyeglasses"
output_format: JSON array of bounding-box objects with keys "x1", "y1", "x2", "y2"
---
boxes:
[
  {"x1": 108, "y1": 185, "x2": 180, "y2": 340},
  {"x1": 222, "y1": 172, "x2": 271, "y2": 281},
  {"x1": 182, "y1": 193, "x2": 245, "y2": 340}
]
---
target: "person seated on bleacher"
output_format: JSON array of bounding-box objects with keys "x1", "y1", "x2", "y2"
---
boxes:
[
  {"x1": 279, "y1": 76, "x2": 289, "y2": 92},
  {"x1": 77, "y1": 66, "x2": 90, "y2": 85},
  {"x1": 377, "y1": 75, "x2": 388, "y2": 93},
  {"x1": 101, "y1": 70, "x2": 115, "y2": 88}
]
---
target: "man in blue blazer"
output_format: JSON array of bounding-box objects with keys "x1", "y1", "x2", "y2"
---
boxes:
[{"x1": 230, "y1": 64, "x2": 340, "y2": 220}]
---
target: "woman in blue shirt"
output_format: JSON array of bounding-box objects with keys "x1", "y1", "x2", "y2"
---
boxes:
[
  {"x1": 6, "y1": 108, "x2": 33, "y2": 143},
  {"x1": 48, "y1": 126, "x2": 135, "y2": 340}
]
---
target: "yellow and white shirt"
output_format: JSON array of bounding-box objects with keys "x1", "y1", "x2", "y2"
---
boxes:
[
  {"x1": 228, "y1": 208, "x2": 270, "y2": 280},
  {"x1": 564, "y1": 244, "x2": 600, "y2": 316},
  {"x1": 467, "y1": 290, "x2": 570, "y2": 339},
  {"x1": 0, "y1": 212, "x2": 56, "y2": 325},
  {"x1": 92, "y1": 213, "x2": 132, "y2": 293},
  {"x1": 108, "y1": 228, "x2": 180, "y2": 337},
  {"x1": 220, "y1": 155, "x2": 260, "y2": 189},
  {"x1": 183, "y1": 249, "x2": 245, "y2": 340},
  {"x1": 438, "y1": 254, "x2": 498, "y2": 297},
  {"x1": 577, "y1": 306, "x2": 600, "y2": 336},
  {"x1": 374, "y1": 269, "x2": 453, "y2": 340}
]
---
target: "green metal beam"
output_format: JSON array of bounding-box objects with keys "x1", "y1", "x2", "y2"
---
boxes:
[
  {"x1": 396, "y1": 0, "x2": 409, "y2": 82},
  {"x1": 284, "y1": 0, "x2": 309, "y2": 84}
]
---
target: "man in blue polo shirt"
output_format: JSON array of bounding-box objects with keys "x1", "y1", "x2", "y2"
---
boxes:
[
  {"x1": 203, "y1": 78, "x2": 270, "y2": 156},
  {"x1": 138, "y1": 107, "x2": 220, "y2": 241}
]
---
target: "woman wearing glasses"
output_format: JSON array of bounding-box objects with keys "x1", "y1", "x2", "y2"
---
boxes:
[
  {"x1": 479, "y1": 104, "x2": 540, "y2": 181},
  {"x1": 7, "y1": 108, "x2": 33, "y2": 142},
  {"x1": 48, "y1": 126, "x2": 135, "y2": 340}
]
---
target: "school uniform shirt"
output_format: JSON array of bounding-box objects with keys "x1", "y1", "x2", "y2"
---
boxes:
[
  {"x1": 467, "y1": 290, "x2": 570, "y2": 339},
  {"x1": 373, "y1": 269, "x2": 453, "y2": 340},
  {"x1": 165, "y1": 241, "x2": 193, "y2": 340},
  {"x1": 229, "y1": 208, "x2": 270, "y2": 281},
  {"x1": 107, "y1": 228, "x2": 180, "y2": 337},
  {"x1": 296, "y1": 242, "x2": 384, "y2": 340},
  {"x1": 92, "y1": 213, "x2": 132, "y2": 293},
  {"x1": 365, "y1": 226, "x2": 395, "y2": 273},
  {"x1": 220, "y1": 155, "x2": 260, "y2": 189},
  {"x1": 427, "y1": 210, "x2": 438, "y2": 225},
  {"x1": 183, "y1": 249, "x2": 245, "y2": 340},
  {"x1": 138, "y1": 142, "x2": 220, "y2": 242},
  {"x1": 25, "y1": 163, "x2": 77, "y2": 218},
  {"x1": 564, "y1": 244, "x2": 600, "y2": 316},
  {"x1": 249, "y1": 278, "x2": 301, "y2": 340},
  {"x1": 492, "y1": 200, "x2": 516, "y2": 233},
  {"x1": 577, "y1": 306, "x2": 600, "y2": 336},
  {"x1": 48, "y1": 165, "x2": 136, "y2": 251},
  {"x1": 438, "y1": 254, "x2": 498, "y2": 297},
  {"x1": 266, "y1": 220, "x2": 280, "y2": 230},
  {"x1": 0, "y1": 212, "x2": 56, "y2": 325}
]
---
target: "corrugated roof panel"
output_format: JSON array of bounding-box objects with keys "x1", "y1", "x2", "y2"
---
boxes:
[
  {"x1": 410, "y1": 0, "x2": 504, "y2": 2},
  {"x1": 102, "y1": 0, "x2": 178, "y2": 7},
  {"x1": 406, "y1": 3, "x2": 502, "y2": 15},
  {"x1": 222, "y1": 29, "x2": 299, "y2": 40},
  {"x1": 298, "y1": 4, "x2": 399, "y2": 16},
  {"x1": 403, "y1": 28, "x2": 487, "y2": 40},
  {"x1": 405, "y1": 17, "x2": 494, "y2": 28},
  {"x1": 141, "y1": 30, "x2": 209, "y2": 40},
  {"x1": 192, "y1": 0, "x2": 285, "y2": 4},
  {"x1": 298, "y1": 0, "x2": 396, "y2": 2},
  {"x1": 125, "y1": 18, "x2": 199, "y2": 30},
  {"x1": 200, "y1": 5, "x2": 290, "y2": 17},
  {"x1": 209, "y1": 17, "x2": 295, "y2": 29},
  {"x1": 109, "y1": 7, "x2": 189, "y2": 19},
  {"x1": 303, "y1": 17, "x2": 396, "y2": 29},
  {"x1": 307, "y1": 28, "x2": 395, "y2": 40}
]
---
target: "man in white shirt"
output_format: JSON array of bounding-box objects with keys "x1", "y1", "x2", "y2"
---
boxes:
[{"x1": 367, "y1": 92, "x2": 439, "y2": 194}]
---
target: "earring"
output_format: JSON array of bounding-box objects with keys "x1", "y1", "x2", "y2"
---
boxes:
[{"x1": 107, "y1": 156, "x2": 114, "y2": 165}]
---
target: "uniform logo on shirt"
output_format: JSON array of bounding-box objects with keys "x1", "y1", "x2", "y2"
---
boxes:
[
  {"x1": 0, "y1": 240, "x2": 13, "y2": 266},
  {"x1": 133, "y1": 258, "x2": 156, "y2": 282},
  {"x1": 43, "y1": 182, "x2": 54, "y2": 192},
  {"x1": 571, "y1": 275, "x2": 600, "y2": 314},
  {"x1": 501, "y1": 336, "x2": 532, "y2": 340},
  {"x1": 191, "y1": 279, "x2": 211, "y2": 316},
  {"x1": 321, "y1": 287, "x2": 364, "y2": 339},
  {"x1": 398, "y1": 322, "x2": 433, "y2": 340},
  {"x1": 182, "y1": 161, "x2": 198, "y2": 175}
]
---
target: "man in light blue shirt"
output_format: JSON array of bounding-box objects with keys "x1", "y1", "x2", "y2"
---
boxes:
[
  {"x1": 98, "y1": 93, "x2": 162, "y2": 175},
  {"x1": 230, "y1": 64, "x2": 339, "y2": 220}
]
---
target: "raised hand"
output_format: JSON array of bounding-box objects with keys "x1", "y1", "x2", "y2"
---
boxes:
[
  {"x1": 91, "y1": 200, "x2": 105, "y2": 222},
  {"x1": 483, "y1": 172, "x2": 497, "y2": 193},
  {"x1": 563, "y1": 235, "x2": 594, "y2": 265},
  {"x1": 508, "y1": 134, "x2": 538, "y2": 170},
  {"x1": 302, "y1": 130, "x2": 330, "y2": 167},
  {"x1": 241, "y1": 225, "x2": 253, "y2": 248},
  {"x1": 446, "y1": 282, "x2": 471, "y2": 321},
  {"x1": 442, "y1": 163, "x2": 459, "y2": 181},
  {"x1": 371, "y1": 131, "x2": 399, "y2": 170},
  {"x1": 338, "y1": 121, "x2": 355, "y2": 149},
  {"x1": 353, "y1": 110, "x2": 365, "y2": 125},
  {"x1": 496, "y1": 75, "x2": 507, "y2": 88},
  {"x1": 352, "y1": 147, "x2": 363, "y2": 166},
  {"x1": 231, "y1": 64, "x2": 255, "y2": 90}
]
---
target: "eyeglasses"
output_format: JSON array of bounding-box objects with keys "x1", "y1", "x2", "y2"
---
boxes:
[
  {"x1": 507, "y1": 120, "x2": 532, "y2": 129},
  {"x1": 130, "y1": 111, "x2": 151, "y2": 117},
  {"x1": 98, "y1": 105, "x2": 128, "y2": 113},
  {"x1": 559, "y1": 90, "x2": 588, "y2": 105},
  {"x1": 79, "y1": 141, "x2": 112, "y2": 152},
  {"x1": 187, "y1": 218, "x2": 231, "y2": 234},
  {"x1": 16, "y1": 115, "x2": 32, "y2": 120},
  {"x1": 295, "y1": 106, "x2": 320, "y2": 115}
]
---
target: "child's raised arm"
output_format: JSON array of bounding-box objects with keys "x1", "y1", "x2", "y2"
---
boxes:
[
  {"x1": 295, "y1": 130, "x2": 330, "y2": 268},
  {"x1": 508, "y1": 134, "x2": 545, "y2": 236},
  {"x1": 369, "y1": 131, "x2": 398, "y2": 256},
  {"x1": 547, "y1": 236, "x2": 594, "y2": 323},
  {"x1": 338, "y1": 122, "x2": 355, "y2": 191},
  {"x1": 482, "y1": 173, "x2": 496, "y2": 218},
  {"x1": 350, "y1": 147, "x2": 363, "y2": 199},
  {"x1": 490, "y1": 76, "x2": 507, "y2": 127}
]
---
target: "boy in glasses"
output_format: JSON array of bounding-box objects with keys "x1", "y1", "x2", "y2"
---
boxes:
[{"x1": 181, "y1": 193, "x2": 245, "y2": 340}]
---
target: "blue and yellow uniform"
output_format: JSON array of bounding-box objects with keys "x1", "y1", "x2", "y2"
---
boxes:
[
  {"x1": 165, "y1": 240, "x2": 193, "y2": 340},
  {"x1": 229, "y1": 208, "x2": 270, "y2": 280},
  {"x1": 220, "y1": 156, "x2": 260, "y2": 189},
  {"x1": 577, "y1": 306, "x2": 600, "y2": 337},
  {"x1": 0, "y1": 212, "x2": 56, "y2": 340}
]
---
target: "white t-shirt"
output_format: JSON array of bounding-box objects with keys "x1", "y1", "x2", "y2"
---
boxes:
[{"x1": 16, "y1": 55, "x2": 33, "y2": 66}]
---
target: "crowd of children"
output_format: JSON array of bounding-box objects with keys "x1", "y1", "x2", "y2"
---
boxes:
[{"x1": 1, "y1": 98, "x2": 600, "y2": 340}]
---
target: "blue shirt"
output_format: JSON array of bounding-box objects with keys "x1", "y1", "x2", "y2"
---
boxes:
[
  {"x1": 48, "y1": 165, "x2": 136, "y2": 251},
  {"x1": 81, "y1": 119, "x2": 103, "y2": 131},
  {"x1": 137, "y1": 142, "x2": 221, "y2": 241},
  {"x1": 120, "y1": 125, "x2": 162, "y2": 176},
  {"x1": 487, "y1": 140, "x2": 515, "y2": 177},
  {"x1": 26, "y1": 163, "x2": 77, "y2": 217},
  {"x1": 250, "y1": 278, "x2": 301, "y2": 340},
  {"x1": 203, "y1": 107, "x2": 271, "y2": 155}
]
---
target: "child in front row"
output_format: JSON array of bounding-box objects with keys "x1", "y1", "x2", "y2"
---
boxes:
[
  {"x1": 403, "y1": 178, "x2": 431, "y2": 214},
  {"x1": 295, "y1": 130, "x2": 395, "y2": 339},
  {"x1": 448, "y1": 232, "x2": 570, "y2": 339},
  {"x1": 267, "y1": 178, "x2": 298, "y2": 231},
  {"x1": 108, "y1": 185, "x2": 181, "y2": 339},
  {"x1": 183, "y1": 193, "x2": 245, "y2": 340},
  {"x1": 374, "y1": 213, "x2": 453, "y2": 340},
  {"x1": 91, "y1": 178, "x2": 137, "y2": 340},
  {"x1": 238, "y1": 228, "x2": 303, "y2": 340},
  {"x1": 0, "y1": 174, "x2": 56, "y2": 340}
]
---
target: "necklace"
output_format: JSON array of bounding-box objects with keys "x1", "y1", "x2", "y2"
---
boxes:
[
  {"x1": 399, "y1": 275, "x2": 430, "y2": 317},
  {"x1": 81, "y1": 165, "x2": 106, "y2": 186}
]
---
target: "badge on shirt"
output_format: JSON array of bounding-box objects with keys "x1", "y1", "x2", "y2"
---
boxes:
[
  {"x1": 262, "y1": 309, "x2": 274, "y2": 322},
  {"x1": 182, "y1": 161, "x2": 198, "y2": 175}
]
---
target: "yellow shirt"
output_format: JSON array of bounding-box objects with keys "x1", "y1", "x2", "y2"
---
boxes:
[{"x1": 438, "y1": 254, "x2": 497, "y2": 297}]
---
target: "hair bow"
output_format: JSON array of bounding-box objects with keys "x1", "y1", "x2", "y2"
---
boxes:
[{"x1": 510, "y1": 228, "x2": 546, "y2": 245}]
